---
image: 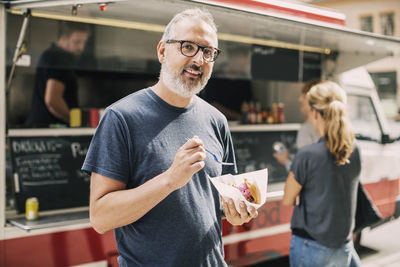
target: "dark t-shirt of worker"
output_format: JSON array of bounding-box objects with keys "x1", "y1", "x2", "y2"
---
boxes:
[
  {"x1": 25, "y1": 43, "x2": 78, "y2": 127},
  {"x1": 290, "y1": 138, "x2": 361, "y2": 248},
  {"x1": 82, "y1": 88, "x2": 236, "y2": 266}
]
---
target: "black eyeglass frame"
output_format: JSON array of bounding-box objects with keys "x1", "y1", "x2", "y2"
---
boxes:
[{"x1": 166, "y1": 39, "x2": 221, "y2": 62}]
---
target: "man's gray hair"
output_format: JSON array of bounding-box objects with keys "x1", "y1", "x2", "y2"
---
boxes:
[{"x1": 161, "y1": 8, "x2": 217, "y2": 41}]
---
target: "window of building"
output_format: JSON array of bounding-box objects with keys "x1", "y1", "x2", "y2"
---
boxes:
[
  {"x1": 380, "y1": 12, "x2": 395, "y2": 36},
  {"x1": 360, "y1": 15, "x2": 373, "y2": 32}
]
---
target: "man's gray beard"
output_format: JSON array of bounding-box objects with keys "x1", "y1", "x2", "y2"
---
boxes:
[{"x1": 161, "y1": 59, "x2": 211, "y2": 98}]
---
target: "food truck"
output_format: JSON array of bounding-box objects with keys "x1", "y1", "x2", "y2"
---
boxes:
[{"x1": 1, "y1": 0, "x2": 400, "y2": 266}]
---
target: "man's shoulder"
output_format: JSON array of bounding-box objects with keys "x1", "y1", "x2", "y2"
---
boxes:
[
  {"x1": 97, "y1": 89, "x2": 150, "y2": 129},
  {"x1": 38, "y1": 44, "x2": 73, "y2": 67},
  {"x1": 195, "y1": 95, "x2": 229, "y2": 127},
  {"x1": 38, "y1": 48, "x2": 56, "y2": 66},
  {"x1": 195, "y1": 96, "x2": 226, "y2": 117},
  {"x1": 109, "y1": 88, "x2": 149, "y2": 111},
  {"x1": 298, "y1": 121, "x2": 313, "y2": 133}
]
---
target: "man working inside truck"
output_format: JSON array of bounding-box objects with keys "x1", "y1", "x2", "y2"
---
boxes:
[
  {"x1": 273, "y1": 79, "x2": 322, "y2": 170},
  {"x1": 82, "y1": 8, "x2": 258, "y2": 266},
  {"x1": 25, "y1": 21, "x2": 89, "y2": 127}
]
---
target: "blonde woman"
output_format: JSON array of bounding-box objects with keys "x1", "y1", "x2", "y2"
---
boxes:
[{"x1": 283, "y1": 81, "x2": 361, "y2": 267}]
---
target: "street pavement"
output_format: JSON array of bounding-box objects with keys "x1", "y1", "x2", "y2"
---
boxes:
[
  {"x1": 359, "y1": 217, "x2": 400, "y2": 267},
  {"x1": 250, "y1": 217, "x2": 400, "y2": 267}
]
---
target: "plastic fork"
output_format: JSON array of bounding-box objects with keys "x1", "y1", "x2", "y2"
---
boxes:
[
  {"x1": 185, "y1": 137, "x2": 234, "y2": 166},
  {"x1": 204, "y1": 148, "x2": 235, "y2": 166}
]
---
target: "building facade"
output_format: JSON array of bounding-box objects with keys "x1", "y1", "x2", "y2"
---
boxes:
[{"x1": 306, "y1": 0, "x2": 400, "y2": 118}]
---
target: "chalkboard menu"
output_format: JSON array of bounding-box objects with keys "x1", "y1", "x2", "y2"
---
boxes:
[
  {"x1": 302, "y1": 51, "x2": 322, "y2": 82},
  {"x1": 9, "y1": 135, "x2": 92, "y2": 213},
  {"x1": 251, "y1": 45, "x2": 298, "y2": 81},
  {"x1": 232, "y1": 131, "x2": 297, "y2": 183},
  {"x1": 251, "y1": 45, "x2": 321, "y2": 82}
]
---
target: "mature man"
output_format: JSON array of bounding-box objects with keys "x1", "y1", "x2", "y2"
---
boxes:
[
  {"x1": 25, "y1": 21, "x2": 89, "y2": 127},
  {"x1": 82, "y1": 8, "x2": 257, "y2": 267}
]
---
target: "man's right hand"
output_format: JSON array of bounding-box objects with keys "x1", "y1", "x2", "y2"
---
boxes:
[
  {"x1": 273, "y1": 150, "x2": 289, "y2": 166},
  {"x1": 165, "y1": 136, "x2": 206, "y2": 191}
]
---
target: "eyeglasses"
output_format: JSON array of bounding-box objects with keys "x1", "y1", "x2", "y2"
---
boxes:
[{"x1": 166, "y1": 39, "x2": 221, "y2": 62}]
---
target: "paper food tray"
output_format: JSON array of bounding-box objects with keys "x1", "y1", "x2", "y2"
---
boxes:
[{"x1": 208, "y1": 168, "x2": 268, "y2": 213}]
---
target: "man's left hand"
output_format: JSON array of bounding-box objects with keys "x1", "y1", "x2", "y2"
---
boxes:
[{"x1": 222, "y1": 197, "x2": 258, "y2": 226}]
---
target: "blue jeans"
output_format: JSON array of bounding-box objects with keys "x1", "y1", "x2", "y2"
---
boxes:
[{"x1": 289, "y1": 234, "x2": 360, "y2": 267}]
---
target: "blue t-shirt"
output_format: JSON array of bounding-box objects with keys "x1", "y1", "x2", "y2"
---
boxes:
[
  {"x1": 290, "y1": 138, "x2": 361, "y2": 248},
  {"x1": 82, "y1": 88, "x2": 236, "y2": 266}
]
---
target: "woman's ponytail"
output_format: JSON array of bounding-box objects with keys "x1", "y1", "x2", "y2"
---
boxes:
[
  {"x1": 307, "y1": 81, "x2": 354, "y2": 165},
  {"x1": 324, "y1": 100, "x2": 354, "y2": 165}
]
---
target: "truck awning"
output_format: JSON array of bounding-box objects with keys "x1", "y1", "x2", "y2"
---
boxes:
[{"x1": 6, "y1": 0, "x2": 400, "y2": 73}]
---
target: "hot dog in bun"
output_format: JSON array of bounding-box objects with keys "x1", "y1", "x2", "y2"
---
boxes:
[{"x1": 238, "y1": 178, "x2": 261, "y2": 204}]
